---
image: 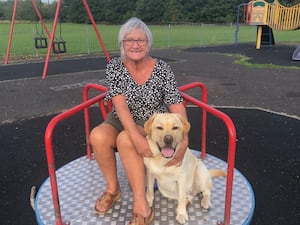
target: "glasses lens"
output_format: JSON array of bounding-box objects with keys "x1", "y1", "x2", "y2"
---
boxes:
[{"x1": 124, "y1": 39, "x2": 147, "y2": 46}]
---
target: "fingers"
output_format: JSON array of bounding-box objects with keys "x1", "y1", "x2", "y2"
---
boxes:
[{"x1": 166, "y1": 159, "x2": 182, "y2": 167}]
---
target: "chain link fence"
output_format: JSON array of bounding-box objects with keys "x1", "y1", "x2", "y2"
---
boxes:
[{"x1": 1, "y1": 23, "x2": 257, "y2": 60}]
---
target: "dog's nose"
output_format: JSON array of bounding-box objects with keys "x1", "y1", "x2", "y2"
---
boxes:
[{"x1": 164, "y1": 135, "x2": 173, "y2": 145}]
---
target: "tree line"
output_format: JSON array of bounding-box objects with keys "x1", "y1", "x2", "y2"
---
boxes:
[{"x1": 0, "y1": 0, "x2": 299, "y2": 24}]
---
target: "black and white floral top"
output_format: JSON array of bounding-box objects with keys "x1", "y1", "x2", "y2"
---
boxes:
[{"x1": 106, "y1": 57, "x2": 183, "y2": 122}]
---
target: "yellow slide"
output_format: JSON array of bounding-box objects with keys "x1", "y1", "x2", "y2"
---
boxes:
[{"x1": 245, "y1": 0, "x2": 300, "y2": 49}]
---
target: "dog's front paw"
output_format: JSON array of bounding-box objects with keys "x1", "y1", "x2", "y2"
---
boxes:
[
  {"x1": 176, "y1": 209, "x2": 188, "y2": 224},
  {"x1": 200, "y1": 197, "x2": 211, "y2": 210},
  {"x1": 146, "y1": 192, "x2": 154, "y2": 207}
]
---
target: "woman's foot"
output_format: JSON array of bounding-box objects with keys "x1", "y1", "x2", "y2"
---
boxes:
[
  {"x1": 94, "y1": 190, "x2": 121, "y2": 214},
  {"x1": 128, "y1": 208, "x2": 154, "y2": 225}
]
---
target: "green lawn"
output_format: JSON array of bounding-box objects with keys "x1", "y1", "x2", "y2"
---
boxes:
[{"x1": 1, "y1": 22, "x2": 299, "y2": 59}]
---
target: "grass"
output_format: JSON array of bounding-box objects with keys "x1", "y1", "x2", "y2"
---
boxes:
[
  {"x1": 229, "y1": 53, "x2": 300, "y2": 70},
  {"x1": 0, "y1": 22, "x2": 299, "y2": 60}
]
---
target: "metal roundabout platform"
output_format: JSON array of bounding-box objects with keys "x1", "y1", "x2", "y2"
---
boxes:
[
  {"x1": 33, "y1": 82, "x2": 255, "y2": 225},
  {"x1": 35, "y1": 151, "x2": 254, "y2": 225}
]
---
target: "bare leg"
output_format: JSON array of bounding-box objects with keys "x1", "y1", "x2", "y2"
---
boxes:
[
  {"x1": 117, "y1": 129, "x2": 151, "y2": 218},
  {"x1": 90, "y1": 123, "x2": 120, "y2": 195}
]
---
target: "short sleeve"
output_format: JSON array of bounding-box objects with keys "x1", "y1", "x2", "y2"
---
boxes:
[
  {"x1": 160, "y1": 61, "x2": 183, "y2": 105},
  {"x1": 105, "y1": 58, "x2": 124, "y2": 100}
]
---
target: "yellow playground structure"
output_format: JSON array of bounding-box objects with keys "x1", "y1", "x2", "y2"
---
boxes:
[{"x1": 236, "y1": 0, "x2": 300, "y2": 60}]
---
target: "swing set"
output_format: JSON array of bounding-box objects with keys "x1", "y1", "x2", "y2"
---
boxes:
[
  {"x1": 33, "y1": 1, "x2": 65, "y2": 53},
  {"x1": 5, "y1": 0, "x2": 110, "y2": 79}
]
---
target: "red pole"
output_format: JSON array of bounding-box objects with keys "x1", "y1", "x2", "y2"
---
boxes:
[
  {"x1": 180, "y1": 92, "x2": 237, "y2": 225},
  {"x1": 5, "y1": 0, "x2": 18, "y2": 65},
  {"x1": 179, "y1": 82, "x2": 207, "y2": 158},
  {"x1": 82, "y1": 0, "x2": 110, "y2": 62},
  {"x1": 44, "y1": 93, "x2": 106, "y2": 225},
  {"x1": 42, "y1": 0, "x2": 62, "y2": 79},
  {"x1": 83, "y1": 84, "x2": 108, "y2": 159},
  {"x1": 31, "y1": 0, "x2": 61, "y2": 60}
]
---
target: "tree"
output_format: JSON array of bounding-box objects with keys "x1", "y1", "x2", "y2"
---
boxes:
[
  {"x1": 103, "y1": 0, "x2": 136, "y2": 23},
  {"x1": 136, "y1": 0, "x2": 166, "y2": 23}
]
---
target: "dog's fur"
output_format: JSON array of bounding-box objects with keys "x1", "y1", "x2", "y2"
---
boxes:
[{"x1": 144, "y1": 113, "x2": 226, "y2": 224}]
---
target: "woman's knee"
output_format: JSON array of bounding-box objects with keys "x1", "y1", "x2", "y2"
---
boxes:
[
  {"x1": 89, "y1": 124, "x2": 117, "y2": 148},
  {"x1": 116, "y1": 131, "x2": 133, "y2": 150}
]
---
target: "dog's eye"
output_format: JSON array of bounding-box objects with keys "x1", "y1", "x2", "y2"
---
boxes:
[
  {"x1": 156, "y1": 126, "x2": 163, "y2": 130},
  {"x1": 172, "y1": 126, "x2": 179, "y2": 130}
]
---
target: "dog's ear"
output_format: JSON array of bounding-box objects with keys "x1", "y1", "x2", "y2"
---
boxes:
[
  {"x1": 144, "y1": 114, "x2": 157, "y2": 136},
  {"x1": 177, "y1": 114, "x2": 191, "y2": 134}
]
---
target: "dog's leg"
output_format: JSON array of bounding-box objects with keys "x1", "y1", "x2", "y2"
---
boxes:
[
  {"x1": 145, "y1": 171, "x2": 155, "y2": 207},
  {"x1": 200, "y1": 189, "x2": 211, "y2": 210},
  {"x1": 176, "y1": 177, "x2": 189, "y2": 224}
]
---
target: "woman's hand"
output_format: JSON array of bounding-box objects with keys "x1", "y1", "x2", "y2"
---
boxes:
[{"x1": 132, "y1": 133, "x2": 153, "y2": 158}]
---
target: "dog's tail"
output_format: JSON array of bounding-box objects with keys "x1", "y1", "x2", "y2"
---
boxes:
[{"x1": 209, "y1": 169, "x2": 227, "y2": 177}]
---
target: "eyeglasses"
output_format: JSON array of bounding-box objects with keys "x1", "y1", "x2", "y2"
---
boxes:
[{"x1": 123, "y1": 39, "x2": 148, "y2": 46}]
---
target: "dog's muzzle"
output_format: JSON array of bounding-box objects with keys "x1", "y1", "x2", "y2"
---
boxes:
[{"x1": 157, "y1": 135, "x2": 176, "y2": 158}]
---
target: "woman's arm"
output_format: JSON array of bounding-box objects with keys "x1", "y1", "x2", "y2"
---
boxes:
[{"x1": 112, "y1": 95, "x2": 153, "y2": 157}]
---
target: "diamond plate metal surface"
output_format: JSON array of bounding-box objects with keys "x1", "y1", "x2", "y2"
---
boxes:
[{"x1": 35, "y1": 151, "x2": 254, "y2": 225}]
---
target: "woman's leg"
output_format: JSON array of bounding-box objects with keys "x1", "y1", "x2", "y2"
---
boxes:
[
  {"x1": 117, "y1": 129, "x2": 151, "y2": 218},
  {"x1": 90, "y1": 123, "x2": 120, "y2": 195}
]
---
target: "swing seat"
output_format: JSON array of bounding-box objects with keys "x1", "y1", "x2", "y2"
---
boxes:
[
  {"x1": 34, "y1": 36, "x2": 48, "y2": 49},
  {"x1": 52, "y1": 40, "x2": 67, "y2": 54}
]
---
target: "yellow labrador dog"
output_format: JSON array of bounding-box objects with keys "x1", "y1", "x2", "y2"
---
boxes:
[{"x1": 144, "y1": 113, "x2": 226, "y2": 224}]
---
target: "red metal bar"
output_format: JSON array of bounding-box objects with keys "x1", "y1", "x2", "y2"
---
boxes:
[
  {"x1": 179, "y1": 82, "x2": 207, "y2": 158},
  {"x1": 44, "y1": 93, "x2": 106, "y2": 225},
  {"x1": 5, "y1": 0, "x2": 18, "y2": 65},
  {"x1": 44, "y1": 82, "x2": 236, "y2": 225},
  {"x1": 31, "y1": 0, "x2": 61, "y2": 60},
  {"x1": 82, "y1": 0, "x2": 110, "y2": 62},
  {"x1": 83, "y1": 84, "x2": 108, "y2": 159},
  {"x1": 42, "y1": 0, "x2": 62, "y2": 79},
  {"x1": 180, "y1": 92, "x2": 236, "y2": 225}
]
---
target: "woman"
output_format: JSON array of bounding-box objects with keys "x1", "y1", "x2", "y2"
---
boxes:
[{"x1": 90, "y1": 17, "x2": 189, "y2": 225}]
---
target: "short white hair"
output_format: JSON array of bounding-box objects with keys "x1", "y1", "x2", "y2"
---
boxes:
[{"x1": 118, "y1": 17, "x2": 153, "y2": 59}]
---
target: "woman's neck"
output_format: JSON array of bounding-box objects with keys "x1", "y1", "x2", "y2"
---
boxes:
[
  {"x1": 123, "y1": 56, "x2": 155, "y2": 85},
  {"x1": 123, "y1": 56, "x2": 150, "y2": 71}
]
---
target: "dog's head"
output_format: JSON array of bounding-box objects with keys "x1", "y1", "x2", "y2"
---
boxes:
[{"x1": 144, "y1": 113, "x2": 190, "y2": 159}]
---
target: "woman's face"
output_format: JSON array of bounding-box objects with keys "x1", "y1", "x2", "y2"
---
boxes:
[{"x1": 123, "y1": 29, "x2": 148, "y2": 62}]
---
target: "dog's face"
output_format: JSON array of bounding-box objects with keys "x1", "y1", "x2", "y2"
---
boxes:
[{"x1": 144, "y1": 113, "x2": 190, "y2": 159}]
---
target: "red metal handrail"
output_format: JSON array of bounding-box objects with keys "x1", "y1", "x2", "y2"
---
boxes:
[
  {"x1": 83, "y1": 83, "x2": 108, "y2": 159},
  {"x1": 44, "y1": 93, "x2": 106, "y2": 225},
  {"x1": 179, "y1": 82, "x2": 207, "y2": 158},
  {"x1": 44, "y1": 82, "x2": 236, "y2": 225},
  {"x1": 180, "y1": 92, "x2": 236, "y2": 225}
]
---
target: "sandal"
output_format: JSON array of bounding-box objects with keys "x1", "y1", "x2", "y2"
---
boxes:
[
  {"x1": 95, "y1": 190, "x2": 121, "y2": 214},
  {"x1": 128, "y1": 208, "x2": 154, "y2": 225}
]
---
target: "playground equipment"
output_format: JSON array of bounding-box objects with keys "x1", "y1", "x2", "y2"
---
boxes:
[
  {"x1": 33, "y1": 1, "x2": 48, "y2": 49},
  {"x1": 33, "y1": 82, "x2": 255, "y2": 225},
  {"x1": 235, "y1": 0, "x2": 300, "y2": 59},
  {"x1": 5, "y1": 0, "x2": 110, "y2": 77},
  {"x1": 41, "y1": 0, "x2": 110, "y2": 79}
]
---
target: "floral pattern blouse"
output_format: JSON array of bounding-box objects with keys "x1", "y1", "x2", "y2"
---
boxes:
[{"x1": 106, "y1": 57, "x2": 183, "y2": 122}]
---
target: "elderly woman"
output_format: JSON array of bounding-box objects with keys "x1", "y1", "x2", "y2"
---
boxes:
[{"x1": 90, "y1": 17, "x2": 188, "y2": 225}]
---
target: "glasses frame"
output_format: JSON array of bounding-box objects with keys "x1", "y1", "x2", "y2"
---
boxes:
[{"x1": 123, "y1": 39, "x2": 148, "y2": 46}]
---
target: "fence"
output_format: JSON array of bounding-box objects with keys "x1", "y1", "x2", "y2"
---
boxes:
[{"x1": 1, "y1": 22, "x2": 299, "y2": 60}]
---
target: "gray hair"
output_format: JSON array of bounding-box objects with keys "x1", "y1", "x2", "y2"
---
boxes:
[{"x1": 118, "y1": 17, "x2": 153, "y2": 59}]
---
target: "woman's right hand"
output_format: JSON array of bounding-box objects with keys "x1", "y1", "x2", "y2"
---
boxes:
[{"x1": 132, "y1": 133, "x2": 153, "y2": 158}]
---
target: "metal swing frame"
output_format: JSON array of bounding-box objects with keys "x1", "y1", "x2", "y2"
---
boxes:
[{"x1": 5, "y1": 0, "x2": 110, "y2": 80}]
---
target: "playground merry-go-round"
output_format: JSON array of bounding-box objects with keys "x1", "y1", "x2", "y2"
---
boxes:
[{"x1": 33, "y1": 82, "x2": 255, "y2": 225}]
